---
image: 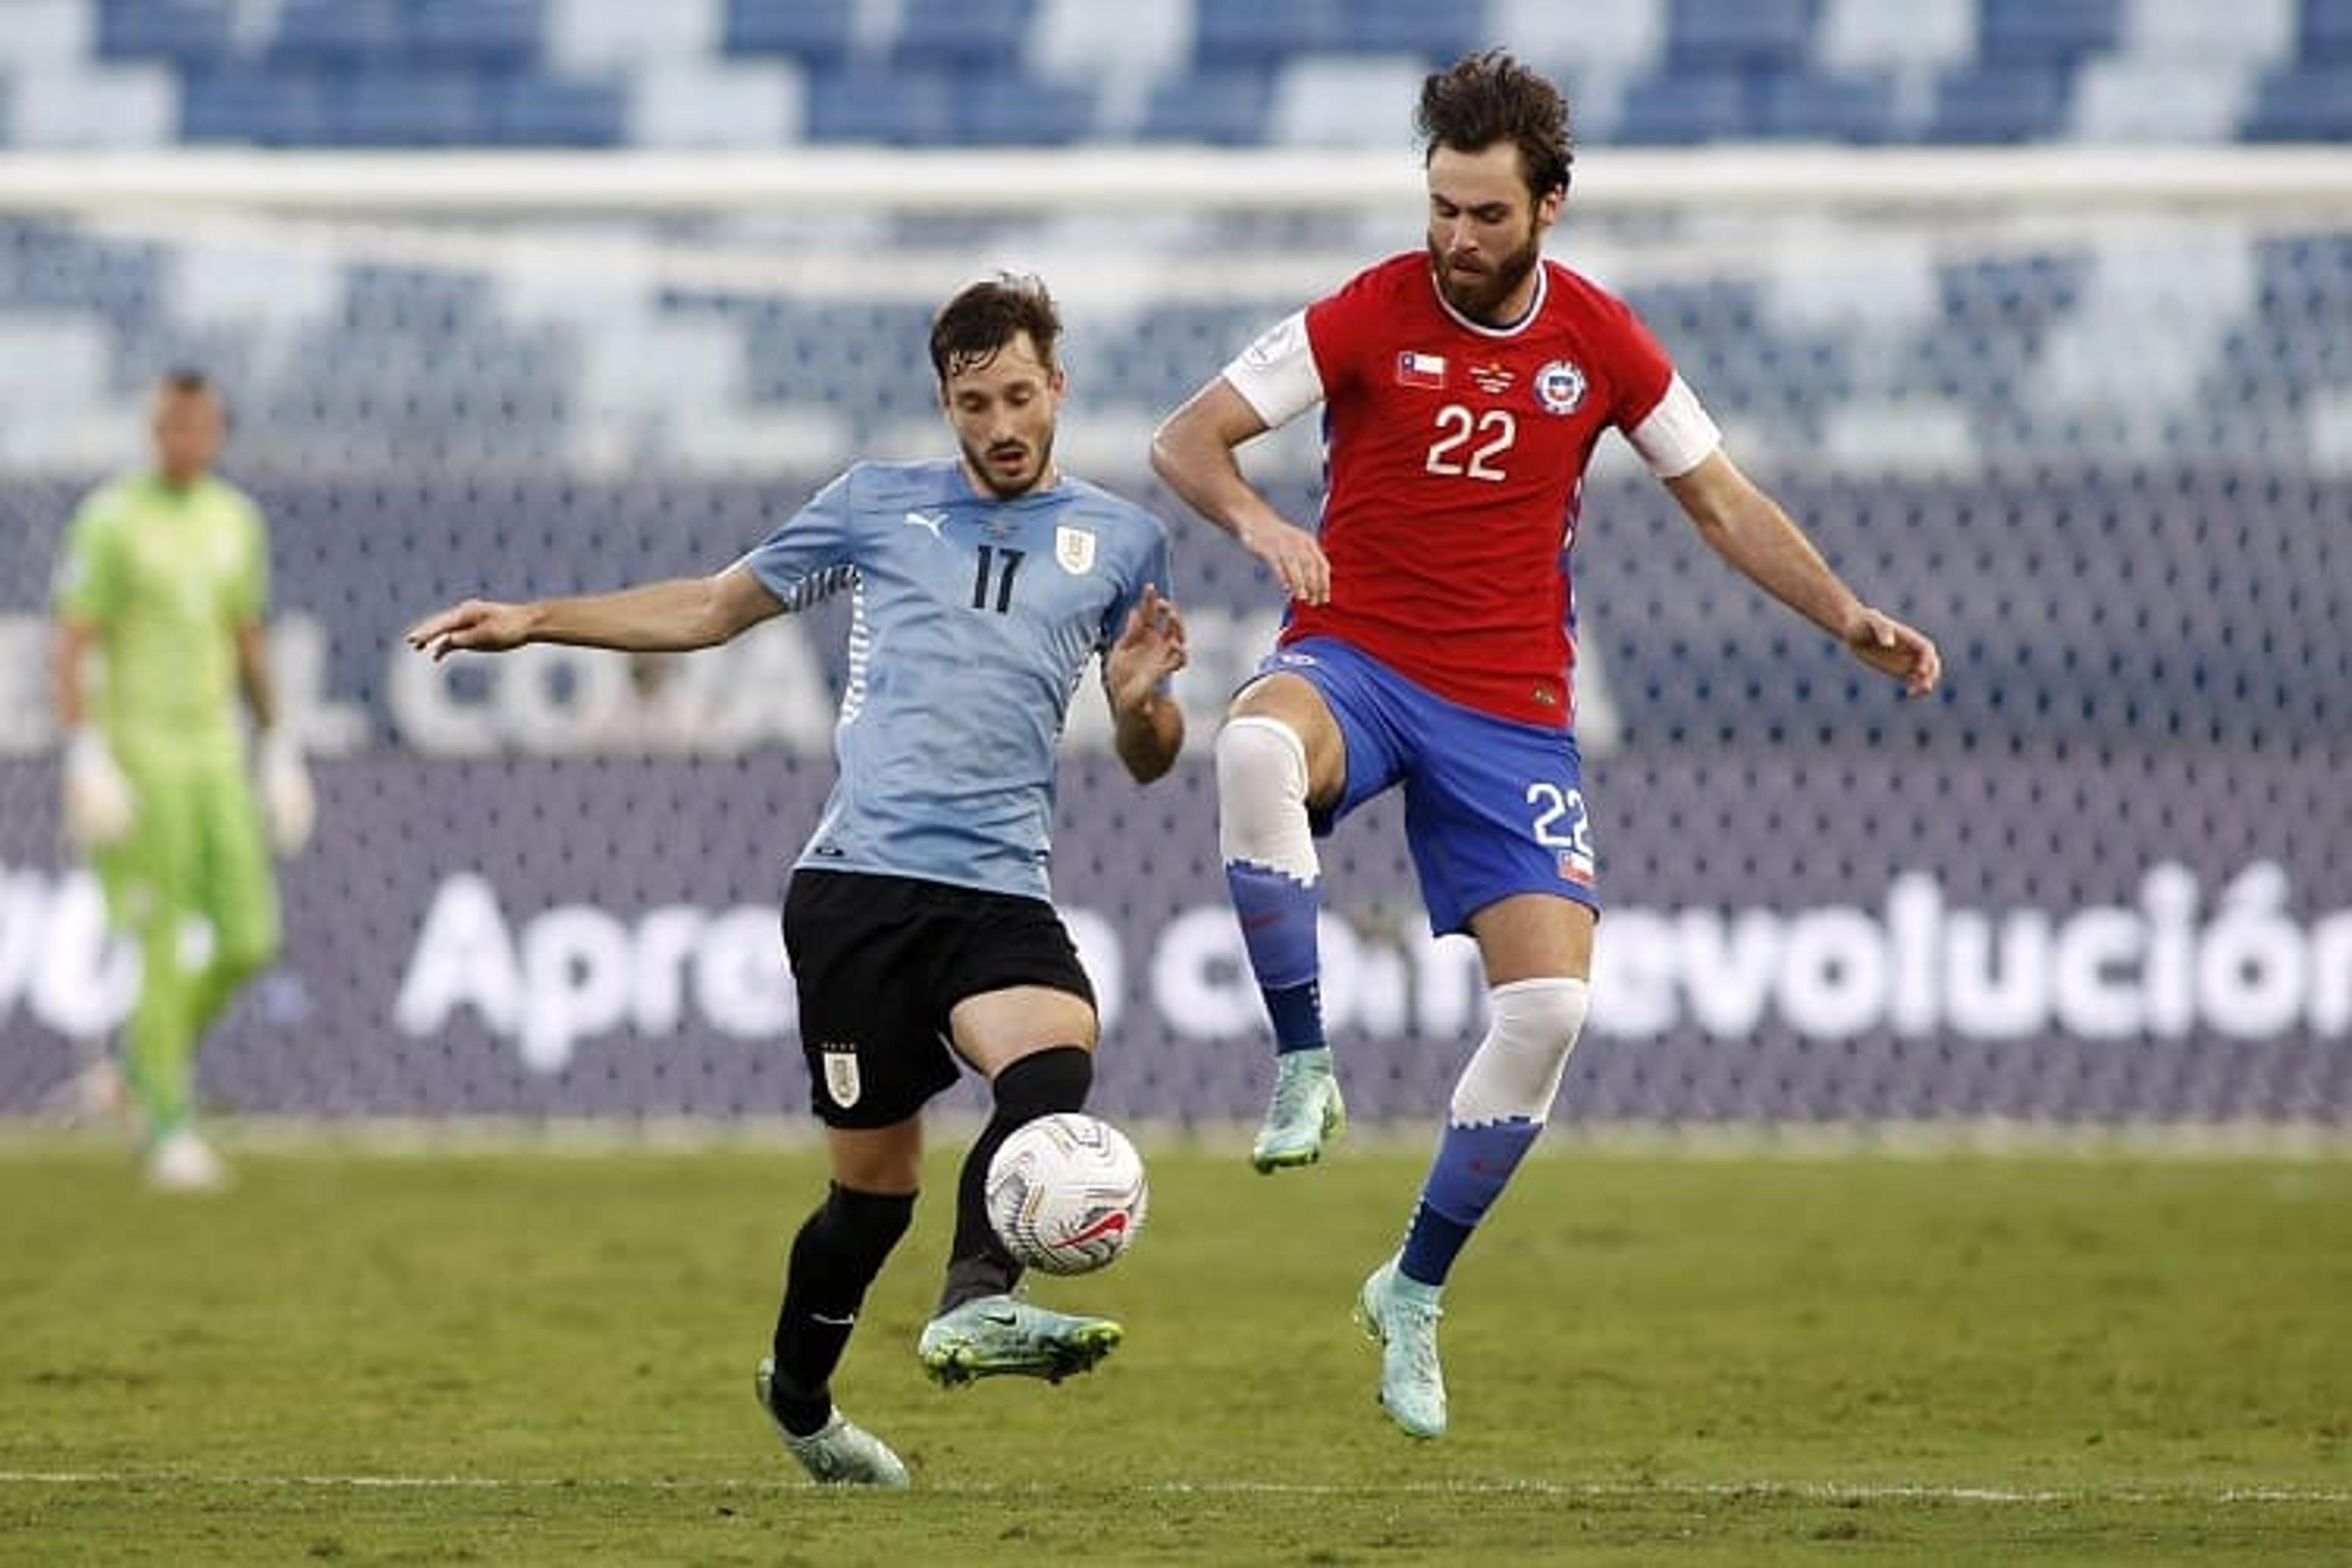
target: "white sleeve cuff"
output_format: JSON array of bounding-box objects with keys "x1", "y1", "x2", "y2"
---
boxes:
[
  {"x1": 1219, "y1": 310, "x2": 1325, "y2": 429},
  {"x1": 1626, "y1": 373, "x2": 1722, "y2": 479}
]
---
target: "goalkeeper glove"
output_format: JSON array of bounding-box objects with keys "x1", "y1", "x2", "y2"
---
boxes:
[
  {"x1": 62, "y1": 729, "x2": 137, "y2": 849},
  {"x1": 259, "y1": 729, "x2": 317, "y2": 856}
]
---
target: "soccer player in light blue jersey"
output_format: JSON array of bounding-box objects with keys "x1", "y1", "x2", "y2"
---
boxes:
[{"x1": 407, "y1": 274, "x2": 1187, "y2": 1487}]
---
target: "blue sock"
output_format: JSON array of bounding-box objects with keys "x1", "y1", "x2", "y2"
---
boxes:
[
  {"x1": 1226, "y1": 860, "x2": 1325, "y2": 1055},
  {"x1": 1398, "y1": 1118, "x2": 1542, "y2": 1287}
]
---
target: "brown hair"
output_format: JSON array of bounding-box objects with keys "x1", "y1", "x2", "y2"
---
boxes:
[
  {"x1": 930, "y1": 271, "x2": 1062, "y2": 382},
  {"x1": 1417, "y1": 50, "x2": 1574, "y2": 200}
]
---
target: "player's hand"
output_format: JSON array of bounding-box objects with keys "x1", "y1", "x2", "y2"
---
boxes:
[
  {"x1": 406, "y1": 599, "x2": 532, "y2": 661},
  {"x1": 1844, "y1": 607, "x2": 1943, "y2": 698},
  {"x1": 1106, "y1": 584, "x2": 1188, "y2": 714},
  {"x1": 1237, "y1": 514, "x2": 1330, "y2": 607},
  {"x1": 62, "y1": 729, "x2": 136, "y2": 849},
  {"x1": 258, "y1": 730, "x2": 316, "y2": 856}
]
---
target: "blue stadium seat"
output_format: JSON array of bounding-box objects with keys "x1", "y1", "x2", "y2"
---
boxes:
[
  {"x1": 0, "y1": 218, "x2": 165, "y2": 317},
  {"x1": 894, "y1": 0, "x2": 1035, "y2": 69},
  {"x1": 1926, "y1": 65, "x2": 2073, "y2": 142},
  {"x1": 408, "y1": 0, "x2": 544, "y2": 69},
  {"x1": 179, "y1": 68, "x2": 331, "y2": 146},
  {"x1": 1757, "y1": 69, "x2": 1899, "y2": 143},
  {"x1": 1613, "y1": 69, "x2": 1752, "y2": 143},
  {"x1": 97, "y1": 0, "x2": 234, "y2": 66},
  {"x1": 1191, "y1": 0, "x2": 1348, "y2": 67},
  {"x1": 804, "y1": 67, "x2": 960, "y2": 143},
  {"x1": 1977, "y1": 0, "x2": 2120, "y2": 64},
  {"x1": 1137, "y1": 68, "x2": 1276, "y2": 144},
  {"x1": 724, "y1": 0, "x2": 859, "y2": 68},
  {"x1": 1935, "y1": 252, "x2": 2089, "y2": 350},
  {"x1": 321, "y1": 70, "x2": 486, "y2": 147},
  {"x1": 720, "y1": 298, "x2": 939, "y2": 417},
  {"x1": 1343, "y1": 0, "x2": 1490, "y2": 62},
  {"x1": 955, "y1": 72, "x2": 1097, "y2": 145},
  {"x1": 2299, "y1": 0, "x2": 2352, "y2": 64},
  {"x1": 268, "y1": 0, "x2": 406, "y2": 67},
  {"x1": 487, "y1": 75, "x2": 626, "y2": 147},
  {"x1": 1095, "y1": 303, "x2": 1278, "y2": 411},
  {"x1": 1665, "y1": 0, "x2": 1818, "y2": 72},
  {"x1": 2241, "y1": 67, "x2": 2352, "y2": 139}
]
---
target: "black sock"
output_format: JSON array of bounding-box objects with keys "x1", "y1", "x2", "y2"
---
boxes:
[
  {"x1": 768, "y1": 1183, "x2": 914, "y2": 1436},
  {"x1": 940, "y1": 1045, "x2": 1093, "y2": 1314}
]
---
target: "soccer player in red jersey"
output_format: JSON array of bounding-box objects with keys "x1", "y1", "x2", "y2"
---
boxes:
[{"x1": 1152, "y1": 50, "x2": 1941, "y2": 1439}]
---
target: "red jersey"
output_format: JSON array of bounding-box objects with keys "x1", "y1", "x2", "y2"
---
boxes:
[{"x1": 1224, "y1": 252, "x2": 1716, "y2": 728}]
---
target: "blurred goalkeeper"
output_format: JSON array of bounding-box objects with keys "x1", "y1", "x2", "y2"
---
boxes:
[
  {"x1": 407, "y1": 273, "x2": 1186, "y2": 1488},
  {"x1": 50, "y1": 369, "x2": 316, "y2": 1193}
]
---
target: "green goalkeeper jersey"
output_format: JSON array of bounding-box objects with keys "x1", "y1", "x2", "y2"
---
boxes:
[{"x1": 52, "y1": 471, "x2": 269, "y2": 768}]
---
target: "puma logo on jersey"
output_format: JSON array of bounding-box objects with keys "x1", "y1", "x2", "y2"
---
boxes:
[{"x1": 903, "y1": 509, "x2": 948, "y2": 538}]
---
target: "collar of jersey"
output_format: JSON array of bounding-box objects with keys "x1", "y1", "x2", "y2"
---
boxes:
[{"x1": 1424, "y1": 255, "x2": 1551, "y2": 339}]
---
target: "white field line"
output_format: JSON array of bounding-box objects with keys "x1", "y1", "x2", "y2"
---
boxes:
[{"x1": 0, "y1": 1471, "x2": 2342, "y2": 1506}]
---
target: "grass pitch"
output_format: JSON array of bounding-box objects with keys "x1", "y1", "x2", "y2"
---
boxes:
[{"x1": 3, "y1": 1132, "x2": 2346, "y2": 1564}]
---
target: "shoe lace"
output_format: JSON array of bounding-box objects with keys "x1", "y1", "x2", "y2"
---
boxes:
[
  {"x1": 1388, "y1": 1294, "x2": 1443, "y2": 1384},
  {"x1": 1267, "y1": 1063, "x2": 1328, "y2": 1125}
]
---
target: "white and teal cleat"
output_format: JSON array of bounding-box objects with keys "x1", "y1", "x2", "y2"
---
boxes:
[
  {"x1": 754, "y1": 1357, "x2": 910, "y2": 1487},
  {"x1": 916, "y1": 1294, "x2": 1123, "y2": 1387},
  {"x1": 1250, "y1": 1048, "x2": 1347, "y2": 1172},
  {"x1": 1354, "y1": 1256, "x2": 1447, "y2": 1440}
]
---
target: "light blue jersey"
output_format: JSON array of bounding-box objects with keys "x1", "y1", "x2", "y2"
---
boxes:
[{"x1": 742, "y1": 459, "x2": 1172, "y2": 903}]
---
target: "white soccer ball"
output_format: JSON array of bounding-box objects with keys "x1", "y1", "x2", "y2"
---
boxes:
[{"x1": 984, "y1": 1112, "x2": 1149, "y2": 1276}]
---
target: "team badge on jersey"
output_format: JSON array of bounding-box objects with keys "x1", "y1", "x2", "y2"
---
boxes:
[
  {"x1": 1395, "y1": 350, "x2": 1449, "y2": 390},
  {"x1": 1054, "y1": 524, "x2": 1097, "y2": 575},
  {"x1": 820, "y1": 1042, "x2": 862, "y2": 1109},
  {"x1": 1534, "y1": 358, "x2": 1588, "y2": 415}
]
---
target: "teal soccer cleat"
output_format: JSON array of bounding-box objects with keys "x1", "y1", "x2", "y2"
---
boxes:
[
  {"x1": 916, "y1": 1294, "x2": 1123, "y2": 1387},
  {"x1": 1250, "y1": 1048, "x2": 1347, "y2": 1172},
  {"x1": 755, "y1": 1357, "x2": 910, "y2": 1487},
  {"x1": 1354, "y1": 1256, "x2": 1447, "y2": 1439}
]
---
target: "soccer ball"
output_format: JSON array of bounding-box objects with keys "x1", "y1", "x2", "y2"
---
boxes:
[{"x1": 984, "y1": 1112, "x2": 1149, "y2": 1276}]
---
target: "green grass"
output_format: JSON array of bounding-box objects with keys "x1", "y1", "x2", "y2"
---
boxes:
[{"x1": 4, "y1": 1133, "x2": 2348, "y2": 1564}]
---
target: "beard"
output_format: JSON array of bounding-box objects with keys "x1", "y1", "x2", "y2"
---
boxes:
[
  {"x1": 1427, "y1": 228, "x2": 1544, "y2": 324},
  {"x1": 962, "y1": 431, "x2": 1054, "y2": 499}
]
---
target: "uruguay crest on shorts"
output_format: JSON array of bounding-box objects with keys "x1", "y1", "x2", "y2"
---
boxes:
[{"x1": 821, "y1": 1042, "x2": 861, "y2": 1109}]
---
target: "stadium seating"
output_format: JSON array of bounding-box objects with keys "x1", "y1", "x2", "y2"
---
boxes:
[{"x1": 0, "y1": 0, "x2": 2335, "y2": 148}]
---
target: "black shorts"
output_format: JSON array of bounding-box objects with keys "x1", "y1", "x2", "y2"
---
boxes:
[{"x1": 783, "y1": 869, "x2": 1095, "y2": 1129}]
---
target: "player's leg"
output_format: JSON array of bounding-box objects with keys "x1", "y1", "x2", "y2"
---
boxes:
[
  {"x1": 919, "y1": 904, "x2": 1123, "y2": 1384},
  {"x1": 935, "y1": 995, "x2": 1096, "y2": 1314},
  {"x1": 1218, "y1": 654, "x2": 1387, "y2": 1170},
  {"x1": 1359, "y1": 714, "x2": 1600, "y2": 1437},
  {"x1": 758, "y1": 1120, "x2": 919, "y2": 1487},
  {"x1": 95, "y1": 760, "x2": 218, "y2": 1185},
  {"x1": 185, "y1": 758, "x2": 279, "y2": 1044},
  {"x1": 760, "y1": 870, "x2": 940, "y2": 1485}
]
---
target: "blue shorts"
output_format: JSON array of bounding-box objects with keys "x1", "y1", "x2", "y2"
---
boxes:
[{"x1": 1259, "y1": 636, "x2": 1599, "y2": 937}]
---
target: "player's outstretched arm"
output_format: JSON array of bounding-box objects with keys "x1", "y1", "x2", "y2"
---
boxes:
[
  {"x1": 1665, "y1": 450, "x2": 1942, "y2": 698},
  {"x1": 406, "y1": 565, "x2": 783, "y2": 662},
  {"x1": 1151, "y1": 379, "x2": 1331, "y2": 606},
  {"x1": 1106, "y1": 584, "x2": 1188, "y2": 784}
]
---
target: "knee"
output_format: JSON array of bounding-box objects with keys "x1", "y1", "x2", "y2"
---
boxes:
[
  {"x1": 1216, "y1": 717, "x2": 1316, "y2": 866},
  {"x1": 214, "y1": 933, "x2": 277, "y2": 986},
  {"x1": 1215, "y1": 715, "x2": 1308, "y2": 807},
  {"x1": 991, "y1": 1045, "x2": 1094, "y2": 1120},
  {"x1": 1450, "y1": 978, "x2": 1591, "y2": 1124},
  {"x1": 816, "y1": 1183, "x2": 916, "y2": 1264}
]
